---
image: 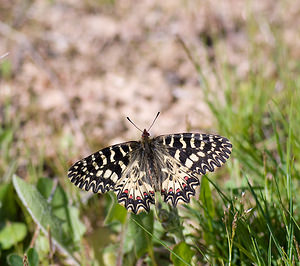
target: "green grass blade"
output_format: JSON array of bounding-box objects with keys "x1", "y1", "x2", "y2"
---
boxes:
[{"x1": 130, "y1": 217, "x2": 191, "y2": 266}]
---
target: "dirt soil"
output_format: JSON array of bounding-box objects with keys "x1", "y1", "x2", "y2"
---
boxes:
[{"x1": 1, "y1": 0, "x2": 299, "y2": 164}]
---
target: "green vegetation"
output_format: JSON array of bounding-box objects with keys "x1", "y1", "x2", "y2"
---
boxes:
[{"x1": 1, "y1": 6, "x2": 300, "y2": 266}]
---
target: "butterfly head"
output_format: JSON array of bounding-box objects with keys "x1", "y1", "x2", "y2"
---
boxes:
[{"x1": 142, "y1": 129, "x2": 150, "y2": 139}]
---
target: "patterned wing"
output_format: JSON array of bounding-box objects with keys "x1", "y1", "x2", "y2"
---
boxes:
[
  {"x1": 154, "y1": 133, "x2": 232, "y2": 206},
  {"x1": 114, "y1": 152, "x2": 155, "y2": 214},
  {"x1": 158, "y1": 155, "x2": 200, "y2": 207},
  {"x1": 68, "y1": 141, "x2": 156, "y2": 214},
  {"x1": 68, "y1": 141, "x2": 139, "y2": 194}
]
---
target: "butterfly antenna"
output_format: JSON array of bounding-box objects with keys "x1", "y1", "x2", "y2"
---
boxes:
[
  {"x1": 148, "y1": 112, "x2": 160, "y2": 131},
  {"x1": 127, "y1": 116, "x2": 143, "y2": 133}
]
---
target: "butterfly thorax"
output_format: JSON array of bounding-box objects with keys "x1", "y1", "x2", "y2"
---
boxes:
[
  {"x1": 140, "y1": 129, "x2": 151, "y2": 153},
  {"x1": 138, "y1": 130, "x2": 165, "y2": 192}
]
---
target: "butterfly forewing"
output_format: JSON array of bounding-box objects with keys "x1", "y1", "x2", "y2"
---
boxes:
[
  {"x1": 68, "y1": 141, "x2": 138, "y2": 193},
  {"x1": 68, "y1": 131, "x2": 232, "y2": 214},
  {"x1": 156, "y1": 133, "x2": 232, "y2": 174}
]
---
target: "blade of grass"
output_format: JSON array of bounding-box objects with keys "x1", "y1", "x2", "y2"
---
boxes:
[
  {"x1": 268, "y1": 234, "x2": 272, "y2": 266},
  {"x1": 130, "y1": 217, "x2": 191, "y2": 266},
  {"x1": 246, "y1": 176, "x2": 291, "y2": 264},
  {"x1": 286, "y1": 98, "x2": 294, "y2": 262}
]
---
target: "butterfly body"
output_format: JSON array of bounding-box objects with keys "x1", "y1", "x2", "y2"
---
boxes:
[{"x1": 68, "y1": 130, "x2": 232, "y2": 214}]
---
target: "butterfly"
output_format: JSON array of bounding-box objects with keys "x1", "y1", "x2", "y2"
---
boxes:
[{"x1": 68, "y1": 113, "x2": 232, "y2": 214}]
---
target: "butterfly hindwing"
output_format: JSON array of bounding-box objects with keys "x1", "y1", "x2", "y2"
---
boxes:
[
  {"x1": 160, "y1": 155, "x2": 200, "y2": 206},
  {"x1": 114, "y1": 157, "x2": 155, "y2": 214}
]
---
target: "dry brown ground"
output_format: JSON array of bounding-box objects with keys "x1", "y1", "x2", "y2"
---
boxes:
[{"x1": 1, "y1": 0, "x2": 300, "y2": 171}]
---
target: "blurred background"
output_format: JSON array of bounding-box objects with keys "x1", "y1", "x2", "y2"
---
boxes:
[{"x1": 1, "y1": 0, "x2": 300, "y2": 265}]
